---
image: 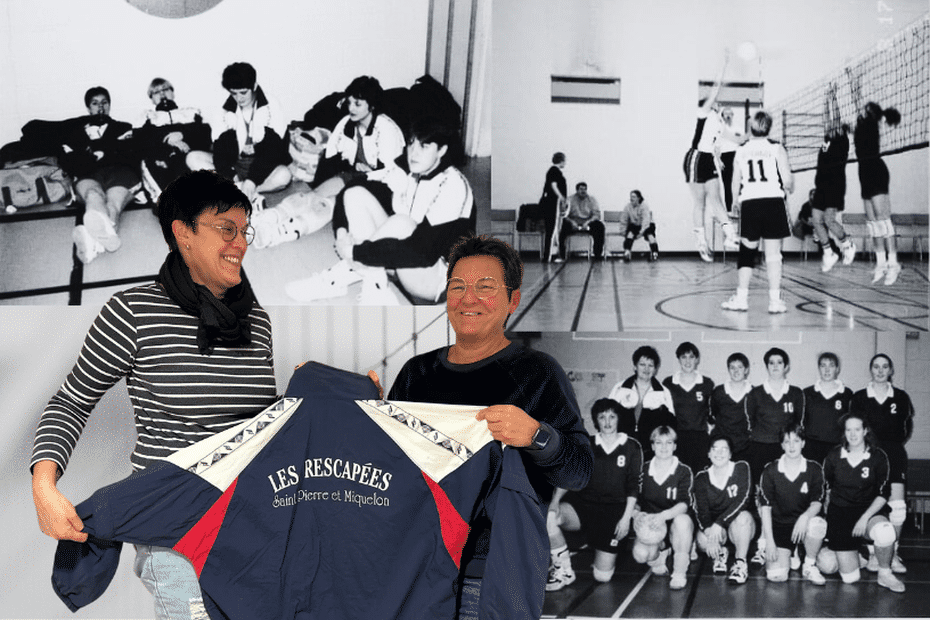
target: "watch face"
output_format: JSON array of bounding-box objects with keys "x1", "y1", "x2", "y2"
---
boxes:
[{"x1": 533, "y1": 426, "x2": 551, "y2": 449}]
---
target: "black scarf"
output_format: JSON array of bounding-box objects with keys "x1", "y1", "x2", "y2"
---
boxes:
[{"x1": 156, "y1": 251, "x2": 256, "y2": 354}]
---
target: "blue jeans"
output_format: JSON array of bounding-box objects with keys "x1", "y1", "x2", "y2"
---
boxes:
[
  {"x1": 133, "y1": 545, "x2": 207, "y2": 620},
  {"x1": 456, "y1": 577, "x2": 481, "y2": 620}
]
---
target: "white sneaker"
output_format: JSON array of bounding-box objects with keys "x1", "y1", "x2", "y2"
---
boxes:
[
  {"x1": 251, "y1": 192, "x2": 266, "y2": 212},
  {"x1": 841, "y1": 239, "x2": 856, "y2": 265},
  {"x1": 712, "y1": 547, "x2": 729, "y2": 574},
  {"x1": 698, "y1": 243, "x2": 713, "y2": 263},
  {"x1": 802, "y1": 563, "x2": 826, "y2": 585},
  {"x1": 892, "y1": 554, "x2": 907, "y2": 574},
  {"x1": 285, "y1": 260, "x2": 363, "y2": 301},
  {"x1": 768, "y1": 298, "x2": 788, "y2": 314},
  {"x1": 728, "y1": 558, "x2": 748, "y2": 584},
  {"x1": 648, "y1": 549, "x2": 670, "y2": 576},
  {"x1": 751, "y1": 542, "x2": 767, "y2": 567},
  {"x1": 821, "y1": 249, "x2": 840, "y2": 273},
  {"x1": 357, "y1": 273, "x2": 400, "y2": 305},
  {"x1": 866, "y1": 552, "x2": 880, "y2": 572},
  {"x1": 72, "y1": 225, "x2": 104, "y2": 264},
  {"x1": 252, "y1": 209, "x2": 300, "y2": 249},
  {"x1": 877, "y1": 570, "x2": 905, "y2": 593},
  {"x1": 790, "y1": 548, "x2": 801, "y2": 571},
  {"x1": 884, "y1": 263, "x2": 901, "y2": 286},
  {"x1": 545, "y1": 563, "x2": 576, "y2": 591},
  {"x1": 722, "y1": 295, "x2": 749, "y2": 311},
  {"x1": 84, "y1": 209, "x2": 121, "y2": 252},
  {"x1": 669, "y1": 573, "x2": 687, "y2": 590},
  {"x1": 871, "y1": 265, "x2": 888, "y2": 284}
]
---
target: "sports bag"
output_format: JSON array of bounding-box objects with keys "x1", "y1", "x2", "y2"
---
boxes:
[{"x1": 1, "y1": 157, "x2": 72, "y2": 210}]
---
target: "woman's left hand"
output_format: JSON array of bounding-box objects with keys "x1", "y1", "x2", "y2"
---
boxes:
[{"x1": 476, "y1": 405, "x2": 539, "y2": 447}]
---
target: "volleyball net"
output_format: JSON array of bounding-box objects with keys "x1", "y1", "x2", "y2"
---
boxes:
[{"x1": 769, "y1": 14, "x2": 928, "y2": 172}]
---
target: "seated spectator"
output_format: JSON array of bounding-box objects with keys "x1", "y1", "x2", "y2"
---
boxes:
[
  {"x1": 286, "y1": 117, "x2": 474, "y2": 305},
  {"x1": 63, "y1": 86, "x2": 140, "y2": 264},
  {"x1": 619, "y1": 190, "x2": 659, "y2": 262},
  {"x1": 557, "y1": 182, "x2": 605, "y2": 260},
  {"x1": 134, "y1": 78, "x2": 211, "y2": 202},
  {"x1": 250, "y1": 76, "x2": 406, "y2": 249},
  {"x1": 546, "y1": 398, "x2": 643, "y2": 590},
  {"x1": 187, "y1": 62, "x2": 291, "y2": 209}
]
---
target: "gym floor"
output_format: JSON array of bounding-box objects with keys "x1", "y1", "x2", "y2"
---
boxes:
[{"x1": 543, "y1": 522, "x2": 929, "y2": 618}]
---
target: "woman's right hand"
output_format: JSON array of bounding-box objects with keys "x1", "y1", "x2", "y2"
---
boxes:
[{"x1": 32, "y1": 465, "x2": 87, "y2": 542}]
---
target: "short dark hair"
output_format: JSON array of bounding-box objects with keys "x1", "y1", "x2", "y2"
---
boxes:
[
  {"x1": 84, "y1": 86, "x2": 110, "y2": 108},
  {"x1": 727, "y1": 352, "x2": 750, "y2": 368},
  {"x1": 630, "y1": 189, "x2": 644, "y2": 202},
  {"x1": 591, "y1": 398, "x2": 627, "y2": 433},
  {"x1": 818, "y1": 351, "x2": 840, "y2": 368},
  {"x1": 222, "y1": 62, "x2": 257, "y2": 91},
  {"x1": 676, "y1": 341, "x2": 700, "y2": 359},
  {"x1": 552, "y1": 152, "x2": 565, "y2": 165},
  {"x1": 709, "y1": 433, "x2": 733, "y2": 453},
  {"x1": 764, "y1": 347, "x2": 790, "y2": 367},
  {"x1": 344, "y1": 75, "x2": 383, "y2": 110},
  {"x1": 156, "y1": 171, "x2": 252, "y2": 251},
  {"x1": 651, "y1": 425, "x2": 678, "y2": 443},
  {"x1": 446, "y1": 234, "x2": 523, "y2": 299},
  {"x1": 632, "y1": 345, "x2": 660, "y2": 371},
  {"x1": 576, "y1": 182, "x2": 587, "y2": 191},
  {"x1": 409, "y1": 116, "x2": 464, "y2": 167},
  {"x1": 779, "y1": 421, "x2": 806, "y2": 444}
]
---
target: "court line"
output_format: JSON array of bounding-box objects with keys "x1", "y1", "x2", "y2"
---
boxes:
[
  {"x1": 680, "y1": 555, "x2": 706, "y2": 618},
  {"x1": 610, "y1": 570, "x2": 651, "y2": 618},
  {"x1": 609, "y1": 261, "x2": 624, "y2": 331},
  {"x1": 509, "y1": 262, "x2": 568, "y2": 330},
  {"x1": 781, "y1": 272, "x2": 928, "y2": 330},
  {"x1": 570, "y1": 262, "x2": 596, "y2": 331}
]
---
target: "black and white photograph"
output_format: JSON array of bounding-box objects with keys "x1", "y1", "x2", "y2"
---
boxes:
[
  {"x1": 0, "y1": 0, "x2": 490, "y2": 306},
  {"x1": 491, "y1": 0, "x2": 928, "y2": 331}
]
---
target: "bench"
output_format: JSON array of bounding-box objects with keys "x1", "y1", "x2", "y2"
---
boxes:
[
  {"x1": 907, "y1": 458, "x2": 930, "y2": 534},
  {"x1": 841, "y1": 213, "x2": 928, "y2": 261}
]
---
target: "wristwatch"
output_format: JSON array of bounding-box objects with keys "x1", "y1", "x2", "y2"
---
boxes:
[{"x1": 526, "y1": 424, "x2": 551, "y2": 451}]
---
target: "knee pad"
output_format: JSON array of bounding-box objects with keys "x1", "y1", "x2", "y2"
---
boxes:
[
  {"x1": 737, "y1": 241, "x2": 756, "y2": 269},
  {"x1": 593, "y1": 565, "x2": 615, "y2": 582},
  {"x1": 807, "y1": 516, "x2": 828, "y2": 540},
  {"x1": 869, "y1": 520, "x2": 896, "y2": 547},
  {"x1": 765, "y1": 248, "x2": 783, "y2": 268},
  {"x1": 840, "y1": 568, "x2": 861, "y2": 584},
  {"x1": 816, "y1": 548, "x2": 838, "y2": 574},
  {"x1": 766, "y1": 566, "x2": 789, "y2": 582},
  {"x1": 869, "y1": 219, "x2": 886, "y2": 238},
  {"x1": 881, "y1": 219, "x2": 895, "y2": 238},
  {"x1": 888, "y1": 500, "x2": 907, "y2": 526}
]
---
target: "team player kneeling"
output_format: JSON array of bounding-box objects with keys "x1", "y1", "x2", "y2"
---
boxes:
[{"x1": 546, "y1": 402, "x2": 906, "y2": 593}]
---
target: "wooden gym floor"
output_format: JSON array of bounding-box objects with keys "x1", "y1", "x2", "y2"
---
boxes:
[
  {"x1": 543, "y1": 524, "x2": 929, "y2": 618},
  {"x1": 508, "y1": 253, "x2": 928, "y2": 332}
]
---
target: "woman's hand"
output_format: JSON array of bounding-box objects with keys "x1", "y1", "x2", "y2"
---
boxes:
[
  {"x1": 32, "y1": 465, "x2": 87, "y2": 542},
  {"x1": 852, "y1": 514, "x2": 870, "y2": 538},
  {"x1": 335, "y1": 230, "x2": 355, "y2": 262},
  {"x1": 476, "y1": 405, "x2": 540, "y2": 447},
  {"x1": 367, "y1": 370, "x2": 384, "y2": 400}
]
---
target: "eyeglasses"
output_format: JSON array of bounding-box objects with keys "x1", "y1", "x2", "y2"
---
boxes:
[
  {"x1": 203, "y1": 221, "x2": 255, "y2": 245},
  {"x1": 150, "y1": 85, "x2": 174, "y2": 96},
  {"x1": 446, "y1": 277, "x2": 505, "y2": 299}
]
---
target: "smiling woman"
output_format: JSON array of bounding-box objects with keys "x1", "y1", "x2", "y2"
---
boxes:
[
  {"x1": 386, "y1": 235, "x2": 593, "y2": 619},
  {"x1": 30, "y1": 170, "x2": 277, "y2": 620}
]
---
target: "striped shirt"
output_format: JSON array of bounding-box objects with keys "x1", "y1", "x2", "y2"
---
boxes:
[{"x1": 31, "y1": 283, "x2": 277, "y2": 474}]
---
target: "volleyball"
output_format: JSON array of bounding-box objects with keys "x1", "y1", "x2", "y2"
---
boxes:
[
  {"x1": 737, "y1": 41, "x2": 758, "y2": 61},
  {"x1": 634, "y1": 513, "x2": 668, "y2": 545}
]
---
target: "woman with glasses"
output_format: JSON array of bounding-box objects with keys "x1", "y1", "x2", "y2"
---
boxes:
[
  {"x1": 288, "y1": 116, "x2": 474, "y2": 305},
  {"x1": 692, "y1": 434, "x2": 755, "y2": 585},
  {"x1": 608, "y1": 346, "x2": 676, "y2": 461},
  {"x1": 31, "y1": 171, "x2": 278, "y2": 620},
  {"x1": 387, "y1": 234, "x2": 593, "y2": 619}
]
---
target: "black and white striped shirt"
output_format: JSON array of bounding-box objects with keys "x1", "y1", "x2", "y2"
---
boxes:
[{"x1": 31, "y1": 283, "x2": 277, "y2": 474}]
